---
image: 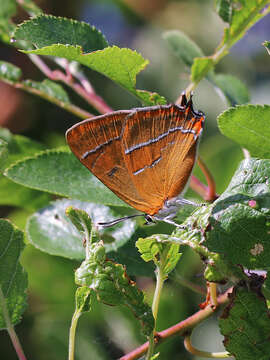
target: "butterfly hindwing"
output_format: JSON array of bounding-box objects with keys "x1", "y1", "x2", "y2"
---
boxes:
[{"x1": 121, "y1": 104, "x2": 204, "y2": 214}]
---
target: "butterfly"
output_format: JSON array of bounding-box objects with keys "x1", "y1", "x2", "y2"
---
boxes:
[{"x1": 66, "y1": 93, "x2": 205, "y2": 227}]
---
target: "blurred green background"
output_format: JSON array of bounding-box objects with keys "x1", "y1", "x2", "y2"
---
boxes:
[{"x1": 1, "y1": 0, "x2": 270, "y2": 359}]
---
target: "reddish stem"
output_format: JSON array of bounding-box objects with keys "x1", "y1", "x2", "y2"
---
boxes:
[
  {"x1": 7, "y1": 326, "x2": 27, "y2": 360},
  {"x1": 189, "y1": 175, "x2": 208, "y2": 200},
  {"x1": 29, "y1": 55, "x2": 113, "y2": 115},
  {"x1": 119, "y1": 289, "x2": 231, "y2": 360},
  {"x1": 197, "y1": 156, "x2": 218, "y2": 201}
]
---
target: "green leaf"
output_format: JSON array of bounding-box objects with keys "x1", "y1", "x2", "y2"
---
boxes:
[
  {"x1": 263, "y1": 40, "x2": 270, "y2": 55},
  {"x1": 5, "y1": 147, "x2": 126, "y2": 206},
  {"x1": 218, "y1": 158, "x2": 270, "y2": 199},
  {"x1": 0, "y1": 138, "x2": 8, "y2": 168},
  {"x1": 0, "y1": 219, "x2": 27, "y2": 329},
  {"x1": 75, "y1": 286, "x2": 92, "y2": 313},
  {"x1": 0, "y1": 0, "x2": 16, "y2": 19},
  {"x1": 0, "y1": 61, "x2": 22, "y2": 83},
  {"x1": 65, "y1": 206, "x2": 92, "y2": 236},
  {"x1": 169, "y1": 159, "x2": 270, "y2": 282},
  {"x1": 23, "y1": 79, "x2": 70, "y2": 104},
  {"x1": 218, "y1": 105, "x2": 270, "y2": 158},
  {"x1": 191, "y1": 57, "x2": 214, "y2": 83},
  {"x1": 136, "y1": 236, "x2": 181, "y2": 276},
  {"x1": 26, "y1": 45, "x2": 165, "y2": 106},
  {"x1": 14, "y1": 17, "x2": 166, "y2": 105},
  {"x1": 212, "y1": 73, "x2": 250, "y2": 105},
  {"x1": 0, "y1": 128, "x2": 50, "y2": 209},
  {"x1": 162, "y1": 30, "x2": 204, "y2": 67},
  {"x1": 262, "y1": 274, "x2": 270, "y2": 301},
  {"x1": 136, "y1": 237, "x2": 161, "y2": 263},
  {"x1": 222, "y1": 1, "x2": 270, "y2": 47},
  {"x1": 219, "y1": 277, "x2": 270, "y2": 360},
  {"x1": 0, "y1": 0, "x2": 16, "y2": 43},
  {"x1": 14, "y1": 14, "x2": 108, "y2": 53},
  {"x1": 215, "y1": 0, "x2": 233, "y2": 23},
  {"x1": 75, "y1": 241, "x2": 154, "y2": 335},
  {"x1": 162, "y1": 243, "x2": 181, "y2": 275},
  {"x1": 205, "y1": 159, "x2": 270, "y2": 270},
  {"x1": 26, "y1": 199, "x2": 138, "y2": 260},
  {"x1": 0, "y1": 128, "x2": 45, "y2": 171},
  {"x1": 170, "y1": 204, "x2": 243, "y2": 283}
]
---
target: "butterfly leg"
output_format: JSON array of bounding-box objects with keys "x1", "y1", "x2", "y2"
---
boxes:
[
  {"x1": 162, "y1": 217, "x2": 186, "y2": 228},
  {"x1": 175, "y1": 197, "x2": 201, "y2": 207}
]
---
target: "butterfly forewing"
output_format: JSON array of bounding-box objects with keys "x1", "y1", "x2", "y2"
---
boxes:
[{"x1": 66, "y1": 111, "x2": 154, "y2": 213}]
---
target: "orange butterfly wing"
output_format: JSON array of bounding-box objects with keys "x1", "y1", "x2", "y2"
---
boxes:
[
  {"x1": 66, "y1": 111, "x2": 154, "y2": 213},
  {"x1": 121, "y1": 104, "x2": 204, "y2": 214},
  {"x1": 66, "y1": 102, "x2": 204, "y2": 216}
]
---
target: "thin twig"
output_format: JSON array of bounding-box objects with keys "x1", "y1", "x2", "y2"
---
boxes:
[
  {"x1": 242, "y1": 148, "x2": 250, "y2": 159},
  {"x1": 189, "y1": 175, "x2": 209, "y2": 200},
  {"x1": 14, "y1": 81, "x2": 92, "y2": 119},
  {"x1": 29, "y1": 54, "x2": 113, "y2": 114},
  {"x1": 119, "y1": 288, "x2": 231, "y2": 360},
  {"x1": 0, "y1": 288, "x2": 27, "y2": 360},
  {"x1": 197, "y1": 156, "x2": 218, "y2": 201},
  {"x1": 146, "y1": 265, "x2": 165, "y2": 360},
  {"x1": 184, "y1": 334, "x2": 230, "y2": 358}
]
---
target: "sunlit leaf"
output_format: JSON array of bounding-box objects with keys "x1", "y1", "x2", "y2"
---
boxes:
[
  {"x1": 26, "y1": 199, "x2": 138, "y2": 260},
  {"x1": 191, "y1": 57, "x2": 214, "y2": 83},
  {"x1": 14, "y1": 16, "x2": 166, "y2": 105},
  {"x1": 5, "y1": 148, "x2": 126, "y2": 206},
  {"x1": 218, "y1": 105, "x2": 270, "y2": 157},
  {"x1": 170, "y1": 159, "x2": 270, "y2": 282}
]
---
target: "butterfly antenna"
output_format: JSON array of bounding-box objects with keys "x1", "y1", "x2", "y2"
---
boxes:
[
  {"x1": 179, "y1": 92, "x2": 188, "y2": 107},
  {"x1": 186, "y1": 92, "x2": 195, "y2": 112},
  {"x1": 97, "y1": 214, "x2": 144, "y2": 228}
]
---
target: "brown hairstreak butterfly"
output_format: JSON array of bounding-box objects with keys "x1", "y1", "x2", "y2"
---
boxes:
[{"x1": 66, "y1": 93, "x2": 205, "y2": 227}]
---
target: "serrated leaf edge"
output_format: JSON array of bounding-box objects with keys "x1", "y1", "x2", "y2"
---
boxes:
[{"x1": 14, "y1": 14, "x2": 108, "y2": 50}]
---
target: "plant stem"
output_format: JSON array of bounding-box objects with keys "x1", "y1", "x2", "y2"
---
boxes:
[
  {"x1": 178, "y1": 3, "x2": 270, "y2": 102},
  {"x1": 81, "y1": 218, "x2": 91, "y2": 260},
  {"x1": 190, "y1": 175, "x2": 208, "y2": 199},
  {"x1": 16, "y1": 0, "x2": 42, "y2": 16},
  {"x1": 120, "y1": 288, "x2": 231, "y2": 360},
  {"x1": 242, "y1": 148, "x2": 250, "y2": 159},
  {"x1": 209, "y1": 282, "x2": 218, "y2": 308},
  {"x1": 197, "y1": 156, "x2": 218, "y2": 202},
  {"x1": 146, "y1": 265, "x2": 165, "y2": 360},
  {"x1": 0, "y1": 288, "x2": 27, "y2": 360},
  {"x1": 68, "y1": 309, "x2": 81, "y2": 360},
  {"x1": 184, "y1": 335, "x2": 231, "y2": 358},
  {"x1": 29, "y1": 54, "x2": 113, "y2": 114},
  {"x1": 14, "y1": 81, "x2": 92, "y2": 119}
]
